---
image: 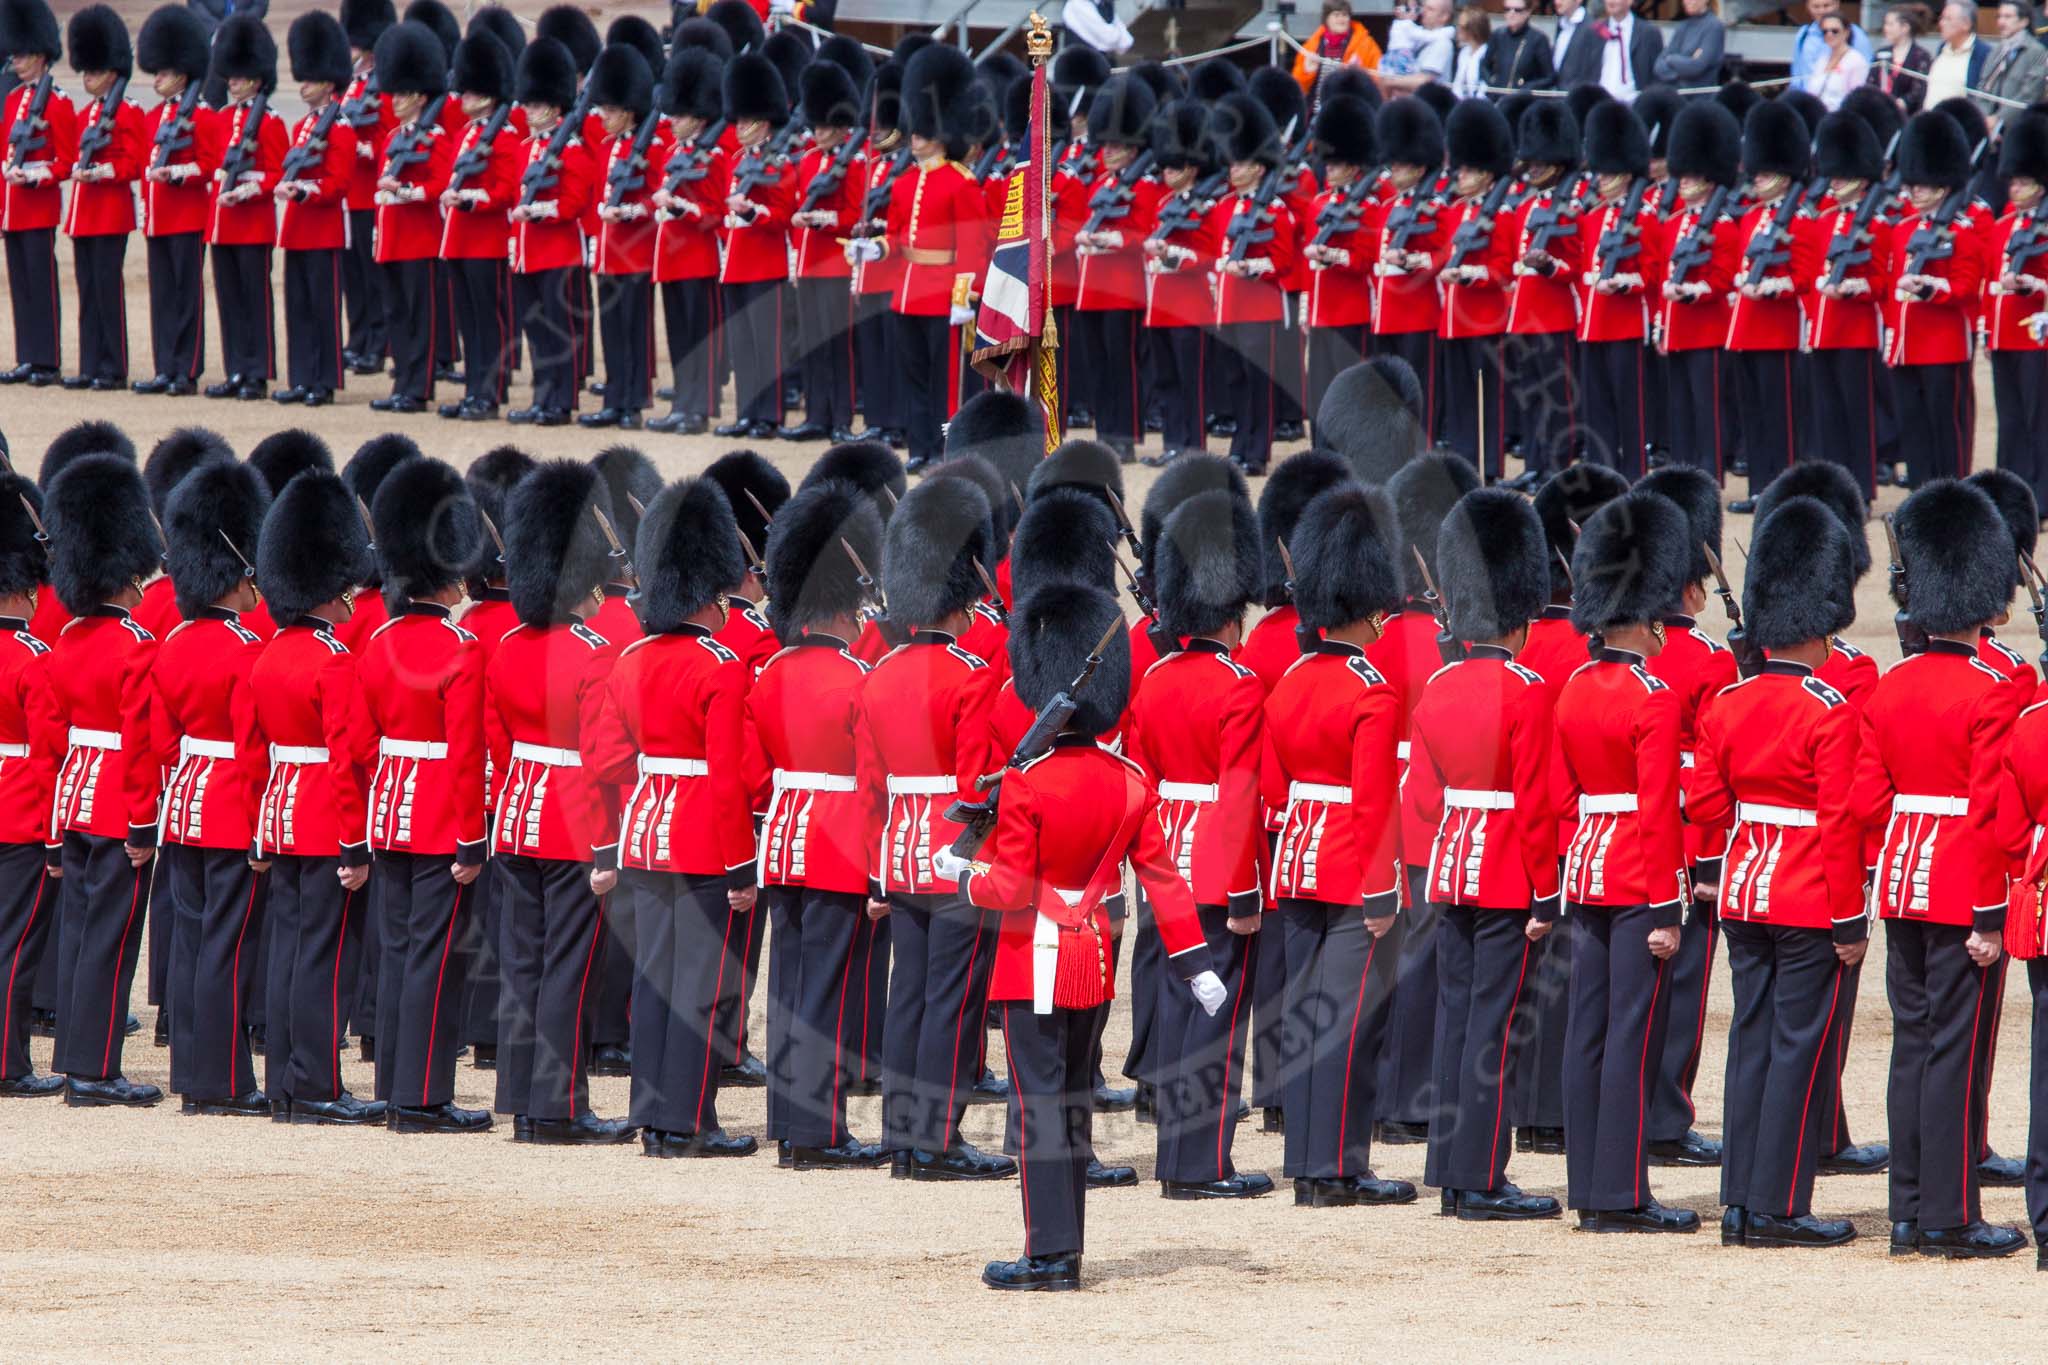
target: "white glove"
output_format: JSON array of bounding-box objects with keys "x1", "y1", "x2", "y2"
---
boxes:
[
  {"x1": 1189, "y1": 969, "x2": 1227, "y2": 1018},
  {"x1": 849, "y1": 236, "x2": 885, "y2": 264},
  {"x1": 770, "y1": 0, "x2": 797, "y2": 13},
  {"x1": 949, "y1": 302, "x2": 976, "y2": 326},
  {"x1": 930, "y1": 847, "x2": 970, "y2": 882}
]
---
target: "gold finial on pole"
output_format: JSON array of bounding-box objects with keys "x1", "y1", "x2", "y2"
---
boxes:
[{"x1": 1026, "y1": 12, "x2": 1053, "y2": 62}]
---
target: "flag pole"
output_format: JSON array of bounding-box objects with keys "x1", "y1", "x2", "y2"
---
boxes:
[{"x1": 1028, "y1": 12, "x2": 1061, "y2": 453}]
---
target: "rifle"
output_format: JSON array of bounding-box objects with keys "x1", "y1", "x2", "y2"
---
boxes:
[
  {"x1": 281, "y1": 99, "x2": 342, "y2": 183},
  {"x1": 592, "y1": 506, "x2": 635, "y2": 582},
  {"x1": 382, "y1": 92, "x2": 448, "y2": 181},
  {"x1": 1883, "y1": 513, "x2": 1928, "y2": 657},
  {"x1": 603, "y1": 112, "x2": 663, "y2": 210},
  {"x1": 1594, "y1": 176, "x2": 1652, "y2": 285},
  {"x1": 1521, "y1": 170, "x2": 1586, "y2": 260},
  {"x1": 838, "y1": 536, "x2": 906, "y2": 646},
  {"x1": 1223, "y1": 159, "x2": 1298, "y2": 266},
  {"x1": 1380, "y1": 169, "x2": 1452, "y2": 267},
  {"x1": 217, "y1": 91, "x2": 272, "y2": 192},
  {"x1": 1665, "y1": 183, "x2": 1732, "y2": 290},
  {"x1": 1308, "y1": 169, "x2": 1377, "y2": 251},
  {"x1": 732, "y1": 117, "x2": 808, "y2": 206},
  {"x1": 340, "y1": 69, "x2": 382, "y2": 134},
  {"x1": 1149, "y1": 168, "x2": 1228, "y2": 246},
  {"x1": 1411, "y1": 547, "x2": 1463, "y2": 665},
  {"x1": 4, "y1": 72, "x2": 51, "y2": 173},
  {"x1": 1739, "y1": 181, "x2": 1809, "y2": 290},
  {"x1": 1445, "y1": 173, "x2": 1520, "y2": 274},
  {"x1": 1278, "y1": 537, "x2": 1319, "y2": 654},
  {"x1": 856, "y1": 145, "x2": 914, "y2": 234},
  {"x1": 799, "y1": 128, "x2": 868, "y2": 214},
  {"x1": 1821, "y1": 147, "x2": 1900, "y2": 290},
  {"x1": 1702, "y1": 544, "x2": 1762, "y2": 678},
  {"x1": 973, "y1": 559, "x2": 1007, "y2": 623},
  {"x1": 1081, "y1": 149, "x2": 1156, "y2": 237},
  {"x1": 518, "y1": 63, "x2": 598, "y2": 208},
  {"x1": 75, "y1": 75, "x2": 129, "y2": 175},
  {"x1": 661, "y1": 118, "x2": 727, "y2": 193},
  {"x1": 1997, "y1": 194, "x2": 2048, "y2": 292},
  {"x1": 1102, "y1": 488, "x2": 1145, "y2": 563},
  {"x1": 970, "y1": 137, "x2": 1014, "y2": 184},
  {"x1": 1108, "y1": 541, "x2": 1160, "y2": 620},
  {"x1": 943, "y1": 616, "x2": 1123, "y2": 859},
  {"x1": 1898, "y1": 137, "x2": 1990, "y2": 299},
  {"x1": 150, "y1": 82, "x2": 202, "y2": 173},
  {"x1": 2024, "y1": 552, "x2": 2048, "y2": 676},
  {"x1": 447, "y1": 101, "x2": 512, "y2": 199}
]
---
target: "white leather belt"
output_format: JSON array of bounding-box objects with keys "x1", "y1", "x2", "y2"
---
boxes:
[
  {"x1": 1444, "y1": 788, "x2": 1515, "y2": 811},
  {"x1": 1679, "y1": 750, "x2": 1696, "y2": 769},
  {"x1": 1033, "y1": 888, "x2": 1087, "y2": 1016},
  {"x1": 1157, "y1": 781, "x2": 1220, "y2": 803},
  {"x1": 1289, "y1": 781, "x2": 1352, "y2": 805},
  {"x1": 269, "y1": 744, "x2": 329, "y2": 765},
  {"x1": 511, "y1": 741, "x2": 582, "y2": 768},
  {"x1": 1738, "y1": 802, "x2": 1817, "y2": 828},
  {"x1": 639, "y1": 755, "x2": 708, "y2": 778},
  {"x1": 887, "y1": 774, "x2": 955, "y2": 796},
  {"x1": 0, "y1": 742, "x2": 26, "y2": 758},
  {"x1": 379, "y1": 738, "x2": 447, "y2": 760},
  {"x1": 68, "y1": 727, "x2": 120, "y2": 751},
  {"x1": 1893, "y1": 794, "x2": 1968, "y2": 817},
  {"x1": 1579, "y1": 793, "x2": 1639, "y2": 816},
  {"x1": 774, "y1": 769, "x2": 856, "y2": 793},
  {"x1": 1397, "y1": 741, "x2": 1411, "y2": 760},
  {"x1": 180, "y1": 736, "x2": 235, "y2": 761}
]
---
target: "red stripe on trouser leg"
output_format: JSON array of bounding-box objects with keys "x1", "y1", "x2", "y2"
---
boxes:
[
  {"x1": 1002, "y1": 1006, "x2": 1033, "y2": 1257},
  {"x1": 696, "y1": 900, "x2": 738, "y2": 1134},
  {"x1": 331, "y1": 887, "x2": 354, "y2": 1099},
  {"x1": 1, "y1": 873, "x2": 46, "y2": 1074},
  {"x1": 1959, "y1": 963, "x2": 1990, "y2": 1214},
  {"x1": 1335, "y1": 933, "x2": 1379, "y2": 1178},
  {"x1": 1787, "y1": 965, "x2": 1845, "y2": 1216},
  {"x1": 420, "y1": 881, "x2": 467, "y2": 1107},
  {"x1": 227, "y1": 878, "x2": 261, "y2": 1095},
  {"x1": 1487, "y1": 937, "x2": 1534, "y2": 1182},
  {"x1": 100, "y1": 867, "x2": 146, "y2": 1078},
  {"x1": 829, "y1": 905, "x2": 858, "y2": 1145},
  {"x1": 1632, "y1": 956, "x2": 1666, "y2": 1207},
  {"x1": 566, "y1": 890, "x2": 606, "y2": 1118},
  {"x1": 1216, "y1": 931, "x2": 1254, "y2": 1178}
]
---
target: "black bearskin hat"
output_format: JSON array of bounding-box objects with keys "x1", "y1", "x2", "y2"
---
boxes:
[
  {"x1": 883, "y1": 476, "x2": 994, "y2": 628},
  {"x1": 1316, "y1": 356, "x2": 1426, "y2": 487},
  {"x1": 1565, "y1": 82, "x2": 1612, "y2": 131},
  {"x1": 1447, "y1": 98, "x2": 1513, "y2": 177},
  {"x1": 891, "y1": 33, "x2": 935, "y2": 72},
  {"x1": 1746, "y1": 495, "x2": 1857, "y2": 651},
  {"x1": 1140, "y1": 454, "x2": 1246, "y2": 580},
  {"x1": 1569, "y1": 491, "x2": 1691, "y2": 634},
  {"x1": 535, "y1": 3, "x2": 599, "y2": 69},
  {"x1": 1668, "y1": 101, "x2": 1740, "y2": 187},
  {"x1": 0, "y1": 0, "x2": 59, "y2": 60},
  {"x1": 606, "y1": 15, "x2": 665, "y2": 78},
  {"x1": 258, "y1": 472, "x2": 371, "y2": 624},
  {"x1": 723, "y1": 52, "x2": 789, "y2": 125},
  {"x1": 1716, "y1": 79, "x2": 1761, "y2": 125},
  {"x1": 903, "y1": 42, "x2": 994, "y2": 158},
  {"x1": 1816, "y1": 111, "x2": 1882, "y2": 183},
  {"x1": 402, "y1": 0, "x2": 459, "y2": 65},
  {"x1": 1126, "y1": 58, "x2": 1180, "y2": 105},
  {"x1": 1584, "y1": 101, "x2": 1649, "y2": 177},
  {"x1": 672, "y1": 16, "x2": 734, "y2": 61},
  {"x1": 1026, "y1": 439, "x2": 1124, "y2": 517},
  {"x1": 925, "y1": 456, "x2": 1005, "y2": 565},
  {"x1": 517, "y1": 37, "x2": 579, "y2": 111},
  {"x1": 1155, "y1": 488, "x2": 1260, "y2": 641},
  {"x1": 464, "y1": 445, "x2": 534, "y2": 587},
  {"x1": 1153, "y1": 96, "x2": 1216, "y2": 172},
  {"x1": 1292, "y1": 483, "x2": 1401, "y2": 633},
  {"x1": 289, "y1": 12, "x2": 352, "y2": 88},
  {"x1": 764, "y1": 478, "x2": 884, "y2": 639},
  {"x1": 803, "y1": 60, "x2": 862, "y2": 128},
  {"x1": 1010, "y1": 486, "x2": 1116, "y2": 603},
  {"x1": 589, "y1": 44, "x2": 654, "y2": 122},
  {"x1": 704, "y1": 450, "x2": 790, "y2": 564},
  {"x1": 2002, "y1": 111, "x2": 2048, "y2": 187},
  {"x1": 1535, "y1": 462, "x2": 1631, "y2": 600},
  {"x1": 341, "y1": 0, "x2": 397, "y2": 54},
  {"x1": 343, "y1": 433, "x2": 420, "y2": 508},
  {"x1": 138, "y1": 5, "x2": 209, "y2": 80},
  {"x1": 1438, "y1": 487, "x2": 1549, "y2": 643},
  {"x1": 0, "y1": 475, "x2": 46, "y2": 597},
  {"x1": 1258, "y1": 450, "x2": 1352, "y2": 605},
  {"x1": 468, "y1": 6, "x2": 524, "y2": 62},
  {"x1": 1839, "y1": 84, "x2": 1904, "y2": 154},
  {"x1": 1635, "y1": 466, "x2": 1722, "y2": 588},
  {"x1": 660, "y1": 45, "x2": 725, "y2": 121},
  {"x1": 1088, "y1": 74, "x2": 1156, "y2": 148},
  {"x1": 212, "y1": 13, "x2": 279, "y2": 91},
  {"x1": 1518, "y1": 100, "x2": 1579, "y2": 169},
  {"x1": 66, "y1": 6, "x2": 129, "y2": 77},
  {"x1": 800, "y1": 440, "x2": 905, "y2": 525},
  {"x1": 373, "y1": 456, "x2": 482, "y2": 603},
  {"x1": 505, "y1": 460, "x2": 616, "y2": 628},
  {"x1": 1379, "y1": 95, "x2": 1444, "y2": 169},
  {"x1": 1754, "y1": 461, "x2": 1870, "y2": 581},
  {"x1": 1314, "y1": 94, "x2": 1377, "y2": 168},
  {"x1": 1632, "y1": 85, "x2": 1678, "y2": 158},
  {"x1": 1322, "y1": 65, "x2": 1380, "y2": 108},
  {"x1": 144, "y1": 426, "x2": 234, "y2": 514},
  {"x1": 589, "y1": 444, "x2": 662, "y2": 552},
  {"x1": 636, "y1": 478, "x2": 748, "y2": 634},
  {"x1": 1898, "y1": 110, "x2": 1971, "y2": 191},
  {"x1": 1214, "y1": 92, "x2": 1282, "y2": 169},
  {"x1": 1189, "y1": 56, "x2": 1245, "y2": 103},
  {"x1": 1779, "y1": 88, "x2": 1827, "y2": 138},
  {"x1": 762, "y1": 28, "x2": 812, "y2": 111},
  {"x1": 869, "y1": 61, "x2": 907, "y2": 137},
  {"x1": 45, "y1": 454, "x2": 159, "y2": 615},
  {"x1": 1934, "y1": 95, "x2": 1989, "y2": 158},
  {"x1": 1052, "y1": 44, "x2": 1110, "y2": 118},
  {"x1": 1894, "y1": 479, "x2": 2018, "y2": 632},
  {"x1": 945, "y1": 390, "x2": 1040, "y2": 525},
  {"x1": 1002, "y1": 72, "x2": 1035, "y2": 144},
  {"x1": 1009, "y1": 583, "x2": 1129, "y2": 738},
  {"x1": 373, "y1": 21, "x2": 445, "y2": 97},
  {"x1": 39, "y1": 420, "x2": 134, "y2": 492},
  {"x1": 705, "y1": 0, "x2": 765, "y2": 55},
  {"x1": 816, "y1": 33, "x2": 873, "y2": 88},
  {"x1": 453, "y1": 31, "x2": 515, "y2": 103},
  {"x1": 1966, "y1": 467, "x2": 2039, "y2": 573},
  {"x1": 1248, "y1": 64, "x2": 1306, "y2": 143},
  {"x1": 1389, "y1": 453, "x2": 1481, "y2": 597},
  {"x1": 1742, "y1": 98, "x2": 1810, "y2": 181},
  {"x1": 1414, "y1": 79, "x2": 1456, "y2": 128},
  {"x1": 165, "y1": 459, "x2": 268, "y2": 619}
]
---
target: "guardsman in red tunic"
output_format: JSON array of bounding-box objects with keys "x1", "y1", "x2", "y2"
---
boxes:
[
  {"x1": 581, "y1": 45, "x2": 671, "y2": 431},
  {"x1": 348, "y1": 457, "x2": 491, "y2": 1134},
  {"x1": 1260, "y1": 483, "x2": 1416, "y2": 1210},
  {"x1": 332, "y1": 436, "x2": 412, "y2": 659},
  {"x1": 368, "y1": 22, "x2": 452, "y2": 414},
  {"x1": 1434, "y1": 102, "x2": 1517, "y2": 483},
  {"x1": 61, "y1": 7, "x2": 143, "y2": 393},
  {"x1": 584, "y1": 480, "x2": 759, "y2": 1158},
  {"x1": 1804, "y1": 113, "x2": 1892, "y2": 502},
  {"x1": 1143, "y1": 99, "x2": 1228, "y2": 468},
  {"x1": 273, "y1": 13, "x2": 358, "y2": 408},
  {"x1": 1503, "y1": 102, "x2": 1585, "y2": 487},
  {"x1": 1654, "y1": 103, "x2": 1739, "y2": 482},
  {"x1": 204, "y1": 17, "x2": 286, "y2": 401},
  {"x1": 1993, "y1": 619, "x2": 2048, "y2": 1264},
  {"x1": 44, "y1": 453, "x2": 164, "y2": 1107},
  {"x1": 950, "y1": 583, "x2": 1222, "y2": 1292},
  {"x1": 648, "y1": 47, "x2": 729, "y2": 436},
  {"x1": 132, "y1": 6, "x2": 218, "y2": 396},
  {"x1": 1408, "y1": 489, "x2": 1561, "y2": 1222},
  {"x1": 1725, "y1": 102, "x2": 1818, "y2": 506},
  {"x1": 1071, "y1": 76, "x2": 1163, "y2": 464},
  {"x1": 0, "y1": 0, "x2": 75, "y2": 386},
  {"x1": 1851, "y1": 479, "x2": 2030, "y2": 1258},
  {"x1": 243, "y1": 472, "x2": 379, "y2": 1125},
  {"x1": 1889, "y1": 112, "x2": 1988, "y2": 488},
  {"x1": 484, "y1": 461, "x2": 631, "y2": 1145},
  {"x1": 1127, "y1": 484, "x2": 1273, "y2": 1200},
  {"x1": 1634, "y1": 467, "x2": 1738, "y2": 1171},
  {"x1": 856, "y1": 478, "x2": 1013, "y2": 1180},
  {"x1": 1048, "y1": 47, "x2": 1109, "y2": 433},
  {"x1": 783, "y1": 61, "x2": 867, "y2": 443},
  {"x1": 1985, "y1": 116, "x2": 2048, "y2": 512},
  {"x1": 745, "y1": 480, "x2": 889, "y2": 1167},
  {"x1": 434, "y1": 33, "x2": 521, "y2": 420},
  {"x1": 1368, "y1": 98, "x2": 1448, "y2": 443},
  {"x1": 716, "y1": 53, "x2": 799, "y2": 441},
  {"x1": 0, "y1": 480, "x2": 61, "y2": 1096},
  {"x1": 1208, "y1": 93, "x2": 1301, "y2": 477},
  {"x1": 1686, "y1": 495, "x2": 1866, "y2": 1250},
  {"x1": 25, "y1": 424, "x2": 135, "y2": 651},
  {"x1": 506, "y1": 38, "x2": 597, "y2": 427},
  {"x1": 1299, "y1": 102, "x2": 1383, "y2": 446},
  {"x1": 851, "y1": 65, "x2": 912, "y2": 449},
  {"x1": 128, "y1": 427, "x2": 229, "y2": 641},
  {"x1": 1575, "y1": 104, "x2": 1661, "y2": 479},
  {"x1": 154, "y1": 459, "x2": 271, "y2": 1116},
  {"x1": 1553, "y1": 490, "x2": 1696, "y2": 1233},
  {"x1": 338, "y1": 0, "x2": 398, "y2": 374}
]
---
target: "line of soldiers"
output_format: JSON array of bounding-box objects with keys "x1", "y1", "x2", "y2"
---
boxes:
[{"x1": 6, "y1": 373, "x2": 2048, "y2": 1288}]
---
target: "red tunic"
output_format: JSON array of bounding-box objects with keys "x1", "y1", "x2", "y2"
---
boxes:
[
  {"x1": 141, "y1": 97, "x2": 221, "y2": 238},
  {"x1": 1725, "y1": 198, "x2": 1817, "y2": 351},
  {"x1": 1074, "y1": 170, "x2": 1165, "y2": 312},
  {"x1": 720, "y1": 147, "x2": 796, "y2": 285},
  {"x1": 1434, "y1": 191, "x2": 1517, "y2": 340},
  {"x1": 372, "y1": 119, "x2": 451, "y2": 263},
  {"x1": 743, "y1": 634, "x2": 878, "y2": 895},
  {"x1": 653, "y1": 141, "x2": 727, "y2": 282},
  {"x1": 1805, "y1": 203, "x2": 1892, "y2": 351},
  {"x1": 1886, "y1": 202, "x2": 1986, "y2": 367},
  {"x1": 594, "y1": 123, "x2": 674, "y2": 276},
  {"x1": 1983, "y1": 206, "x2": 2048, "y2": 352},
  {"x1": 884, "y1": 159, "x2": 989, "y2": 315},
  {"x1": 1654, "y1": 204, "x2": 1735, "y2": 353},
  {"x1": 1367, "y1": 178, "x2": 1446, "y2": 336},
  {"x1": 853, "y1": 632, "x2": 997, "y2": 897},
  {"x1": 509, "y1": 132, "x2": 594, "y2": 275},
  {"x1": 714, "y1": 597, "x2": 780, "y2": 679},
  {"x1": 241, "y1": 618, "x2": 368, "y2": 861},
  {"x1": 339, "y1": 78, "x2": 394, "y2": 212},
  {"x1": 1576, "y1": 193, "x2": 1660, "y2": 344},
  {"x1": 1304, "y1": 183, "x2": 1377, "y2": 330},
  {"x1": 1126, "y1": 640, "x2": 1265, "y2": 914},
  {"x1": 792, "y1": 142, "x2": 865, "y2": 279},
  {"x1": 1645, "y1": 616, "x2": 1738, "y2": 870},
  {"x1": 484, "y1": 620, "x2": 621, "y2": 865},
  {"x1": 0, "y1": 81, "x2": 76, "y2": 232},
  {"x1": 152, "y1": 609, "x2": 268, "y2": 852},
  {"x1": 1553, "y1": 647, "x2": 1688, "y2": 921},
  {"x1": 64, "y1": 94, "x2": 144, "y2": 238},
  {"x1": 48, "y1": 606, "x2": 160, "y2": 845},
  {"x1": 206, "y1": 98, "x2": 285, "y2": 247},
  {"x1": 437, "y1": 111, "x2": 520, "y2": 260},
  {"x1": 0, "y1": 616, "x2": 62, "y2": 850},
  {"x1": 347, "y1": 603, "x2": 487, "y2": 860},
  {"x1": 1209, "y1": 190, "x2": 1299, "y2": 327},
  {"x1": 277, "y1": 110, "x2": 356, "y2": 252},
  {"x1": 1260, "y1": 641, "x2": 1403, "y2": 911},
  {"x1": 1506, "y1": 182, "x2": 1584, "y2": 336}
]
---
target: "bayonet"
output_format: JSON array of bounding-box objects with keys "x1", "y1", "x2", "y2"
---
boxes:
[{"x1": 1703, "y1": 543, "x2": 1762, "y2": 677}]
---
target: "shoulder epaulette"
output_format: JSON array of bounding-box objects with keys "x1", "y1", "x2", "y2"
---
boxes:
[
  {"x1": 1505, "y1": 661, "x2": 1544, "y2": 687},
  {"x1": 1832, "y1": 636, "x2": 1864, "y2": 658},
  {"x1": 1802, "y1": 676, "x2": 1847, "y2": 709},
  {"x1": 313, "y1": 629, "x2": 347, "y2": 655},
  {"x1": 1630, "y1": 664, "x2": 1669, "y2": 693},
  {"x1": 570, "y1": 621, "x2": 608, "y2": 650},
  {"x1": 696, "y1": 634, "x2": 739, "y2": 665},
  {"x1": 947, "y1": 644, "x2": 987, "y2": 670},
  {"x1": 1689, "y1": 627, "x2": 1728, "y2": 655},
  {"x1": 439, "y1": 616, "x2": 476, "y2": 644},
  {"x1": 1345, "y1": 655, "x2": 1388, "y2": 689},
  {"x1": 1968, "y1": 656, "x2": 2006, "y2": 683},
  {"x1": 11, "y1": 629, "x2": 47, "y2": 656}
]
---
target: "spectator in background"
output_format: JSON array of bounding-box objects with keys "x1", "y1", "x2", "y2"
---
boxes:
[
  {"x1": 1924, "y1": 0, "x2": 1990, "y2": 106},
  {"x1": 1293, "y1": 0, "x2": 1384, "y2": 98},
  {"x1": 1482, "y1": 0, "x2": 1556, "y2": 91},
  {"x1": 1790, "y1": 0, "x2": 1872, "y2": 86},
  {"x1": 1451, "y1": 8, "x2": 1492, "y2": 97},
  {"x1": 1062, "y1": 0, "x2": 1133, "y2": 58},
  {"x1": 1557, "y1": 0, "x2": 1663, "y2": 101},
  {"x1": 1804, "y1": 9, "x2": 1873, "y2": 107},
  {"x1": 1654, "y1": 0, "x2": 1726, "y2": 86},
  {"x1": 1552, "y1": 0, "x2": 1594, "y2": 72},
  {"x1": 1869, "y1": 2, "x2": 1936, "y2": 113},
  {"x1": 1379, "y1": 0, "x2": 1457, "y2": 92},
  {"x1": 1978, "y1": 0, "x2": 2048, "y2": 118}
]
